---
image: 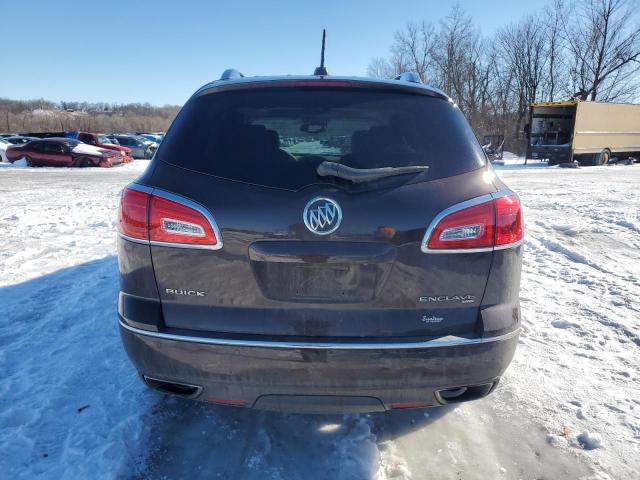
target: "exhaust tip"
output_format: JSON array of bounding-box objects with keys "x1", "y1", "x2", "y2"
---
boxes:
[
  {"x1": 143, "y1": 375, "x2": 203, "y2": 399},
  {"x1": 435, "y1": 379, "x2": 499, "y2": 405}
]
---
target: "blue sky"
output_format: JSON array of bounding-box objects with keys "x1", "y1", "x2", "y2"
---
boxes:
[{"x1": 1, "y1": 0, "x2": 539, "y2": 105}]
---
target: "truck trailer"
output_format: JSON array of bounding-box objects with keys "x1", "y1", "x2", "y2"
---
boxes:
[{"x1": 526, "y1": 101, "x2": 640, "y2": 166}]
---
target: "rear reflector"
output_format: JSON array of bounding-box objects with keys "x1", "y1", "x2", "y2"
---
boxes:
[
  {"x1": 390, "y1": 401, "x2": 434, "y2": 409},
  {"x1": 205, "y1": 397, "x2": 247, "y2": 407},
  {"x1": 118, "y1": 186, "x2": 222, "y2": 249},
  {"x1": 422, "y1": 192, "x2": 523, "y2": 252}
]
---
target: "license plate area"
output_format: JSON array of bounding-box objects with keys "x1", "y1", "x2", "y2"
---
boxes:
[
  {"x1": 293, "y1": 265, "x2": 358, "y2": 299},
  {"x1": 248, "y1": 241, "x2": 396, "y2": 303},
  {"x1": 252, "y1": 262, "x2": 380, "y2": 303}
]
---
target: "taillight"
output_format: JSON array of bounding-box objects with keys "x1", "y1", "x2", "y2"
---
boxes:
[
  {"x1": 494, "y1": 194, "x2": 523, "y2": 246},
  {"x1": 422, "y1": 193, "x2": 523, "y2": 253},
  {"x1": 426, "y1": 201, "x2": 495, "y2": 250},
  {"x1": 149, "y1": 196, "x2": 218, "y2": 247},
  {"x1": 119, "y1": 188, "x2": 149, "y2": 240},
  {"x1": 118, "y1": 186, "x2": 222, "y2": 250}
]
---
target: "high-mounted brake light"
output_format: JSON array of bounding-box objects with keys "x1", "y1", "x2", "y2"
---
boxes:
[
  {"x1": 118, "y1": 186, "x2": 222, "y2": 250},
  {"x1": 422, "y1": 193, "x2": 523, "y2": 253},
  {"x1": 293, "y1": 80, "x2": 355, "y2": 87}
]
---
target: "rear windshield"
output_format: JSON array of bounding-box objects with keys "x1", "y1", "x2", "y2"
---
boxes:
[{"x1": 157, "y1": 87, "x2": 485, "y2": 190}]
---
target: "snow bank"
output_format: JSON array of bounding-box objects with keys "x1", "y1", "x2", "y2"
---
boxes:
[
  {"x1": 0, "y1": 158, "x2": 150, "y2": 173},
  {"x1": 12, "y1": 158, "x2": 29, "y2": 167},
  {"x1": 0, "y1": 164, "x2": 154, "y2": 478},
  {"x1": 577, "y1": 431, "x2": 604, "y2": 450},
  {"x1": 497, "y1": 161, "x2": 640, "y2": 478},
  {"x1": 0, "y1": 259, "x2": 155, "y2": 478},
  {"x1": 72, "y1": 143, "x2": 107, "y2": 156}
]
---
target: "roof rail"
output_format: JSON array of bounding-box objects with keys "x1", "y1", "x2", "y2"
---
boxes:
[
  {"x1": 220, "y1": 69, "x2": 245, "y2": 81},
  {"x1": 395, "y1": 72, "x2": 422, "y2": 84}
]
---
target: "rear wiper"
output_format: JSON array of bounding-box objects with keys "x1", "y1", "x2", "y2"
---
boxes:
[{"x1": 316, "y1": 161, "x2": 429, "y2": 183}]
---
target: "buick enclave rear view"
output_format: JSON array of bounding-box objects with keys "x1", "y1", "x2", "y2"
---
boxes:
[{"x1": 117, "y1": 71, "x2": 524, "y2": 413}]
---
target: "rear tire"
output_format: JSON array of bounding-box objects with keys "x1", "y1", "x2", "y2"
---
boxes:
[
  {"x1": 23, "y1": 156, "x2": 33, "y2": 167},
  {"x1": 595, "y1": 149, "x2": 611, "y2": 166},
  {"x1": 76, "y1": 157, "x2": 93, "y2": 168}
]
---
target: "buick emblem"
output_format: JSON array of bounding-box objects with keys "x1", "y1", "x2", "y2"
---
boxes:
[{"x1": 303, "y1": 197, "x2": 342, "y2": 235}]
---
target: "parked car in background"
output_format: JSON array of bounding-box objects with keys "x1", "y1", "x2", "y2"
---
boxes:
[
  {"x1": 7, "y1": 138, "x2": 124, "y2": 167},
  {"x1": 137, "y1": 133, "x2": 164, "y2": 144},
  {"x1": 1, "y1": 135, "x2": 55, "y2": 162},
  {"x1": 108, "y1": 134, "x2": 157, "y2": 159},
  {"x1": 117, "y1": 70, "x2": 524, "y2": 413},
  {"x1": 0, "y1": 138, "x2": 10, "y2": 162},
  {"x1": 77, "y1": 132, "x2": 133, "y2": 162},
  {"x1": 4, "y1": 135, "x2": 40, "y2": 145}
]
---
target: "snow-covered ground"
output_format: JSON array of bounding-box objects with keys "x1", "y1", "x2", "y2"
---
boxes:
[{"x1": 0, "y1": 159, "x2": 638, "y2": 479}]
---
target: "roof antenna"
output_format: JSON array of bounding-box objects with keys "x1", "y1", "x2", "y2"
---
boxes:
[{"x1": 313, "y1": 29, "x2": 329, "y2": 76}]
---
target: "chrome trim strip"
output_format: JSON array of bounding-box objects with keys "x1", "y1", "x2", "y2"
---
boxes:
[
  {"x1": 118, "y1": 232, "x2": 228, "y2": 251},
  {"x1": 573, "y1": 147, "x2": 640, "y2": 152},
  {"x1": 494, "y1": 239, "x2": 524, "y2": 250},
  {"x1": 420, "y1": 190, "x2": 522, "y2": 254},
  {"x1": 576, "y1": 131, "x2": 640, "y2": 135},
  {"x1": 118, "y1": 233, "x2": 150, "y2": 246},
  {"x1": 120, "y1": 183, "x2": 224, "y2": 251},
  {"x1": 119, "y1": 319, "x2": 520, "y2": 350},
  {"x1": 127, "y1": 183, "x2": 154, "y2": 195}
]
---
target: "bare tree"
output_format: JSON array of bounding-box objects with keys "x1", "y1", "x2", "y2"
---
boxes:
[
  {"x1": 543, "y1": 0, "x2": 568, "y2": 101},
  {"x1": 366, "y1": 57, "x2": 394, "y2": 78},
  {"x1": 368, "y1": 21, "x2": 437, "y2": 81},
  {"x1": 431, "y1": 6, "x2": 477, "y2": 99},
  {"x1": 0, "y1": 98, "x2": 180, "y2": 134},
  {"x1": 392, "y1": 21, "x2": 436, "y2": 82},
  {"x1": 565, "y1": 0, "x2": 640, "y2": 101},
  {"x1": 498, "y1": 15, "x2": 548, "y2": 149}
]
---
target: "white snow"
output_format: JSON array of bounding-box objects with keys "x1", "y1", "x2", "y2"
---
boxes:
[
  {"x1": 0, "y1": 158, "x2": 638, "y2": 479},
  {"x1": 577, "y1": 431, "x2": 604, "y2": 450},
  {"x1": 71, "y1": 143, "x2": 108, "y2": 156},
  {"x1": 494, "y1": 161, "x2": 639, "y2": 478},
  {"x1": 9, "y1": 157, "x2": 29, "y2": 167},
  {"x1": 0, "y1": 141, "x2": 9, "y2": 163}
]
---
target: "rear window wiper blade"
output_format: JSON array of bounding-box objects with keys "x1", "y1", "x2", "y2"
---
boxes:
[{"x1": 316, "y1": 161, "x2": 429, "y2": 183}]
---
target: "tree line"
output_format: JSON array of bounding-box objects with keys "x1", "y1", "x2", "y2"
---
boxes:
[
  {"x1": 368, "y1": 0, "x2": 640, "y2": 153},
  {"x1": 0, "y1": 98, "x2": 180, "y2": 134}
]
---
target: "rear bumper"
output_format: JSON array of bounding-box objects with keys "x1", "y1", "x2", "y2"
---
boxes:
[{"x1": 119, "y1": 320, "x2": 519, "y2": 413}]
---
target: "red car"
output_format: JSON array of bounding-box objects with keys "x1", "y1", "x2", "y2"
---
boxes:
[
  {"x1": 77, "y1": 132, "x2": 133, "y2": 162},
  {"x1": 7, "y1": 138, "x2": 125, "y2": 167}
]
